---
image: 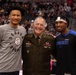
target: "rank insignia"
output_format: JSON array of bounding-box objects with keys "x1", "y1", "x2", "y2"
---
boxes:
[
  {"x1": 43, "y1": 42, "x2": 51, "y2": 48},
  {"x1": 26, "y1": 41, "x2": 31, "y2": 47}
]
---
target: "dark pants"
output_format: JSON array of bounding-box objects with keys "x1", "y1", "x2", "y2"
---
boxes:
[{"x1": 0, "y1": 71, "x2": 19, "y2": 75}]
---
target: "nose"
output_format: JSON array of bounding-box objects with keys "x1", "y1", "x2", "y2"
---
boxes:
[{"x1": 14, "y1": 16, "x2": 18, "y2": 18}]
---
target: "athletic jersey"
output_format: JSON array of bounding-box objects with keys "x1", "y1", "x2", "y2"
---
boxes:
[
  {"x1": 55, "y1": 29, "x2": 76, "y2": 74},
  {"x1": 0, "y1": 24, "x2": 26, "y2": 72}
]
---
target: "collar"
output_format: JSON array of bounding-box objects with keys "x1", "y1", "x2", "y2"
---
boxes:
[{"x1": 34, "y1": 33, "x2": 43, "y2": 39}]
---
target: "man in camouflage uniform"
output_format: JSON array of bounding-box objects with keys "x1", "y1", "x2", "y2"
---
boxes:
[{"x1": 22, "y1": 16, "x2": 55, "y2": 75}]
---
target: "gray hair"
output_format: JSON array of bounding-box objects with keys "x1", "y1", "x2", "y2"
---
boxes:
[{"x1": 34, "y1": 16, "x2": 47, "y2": 27}]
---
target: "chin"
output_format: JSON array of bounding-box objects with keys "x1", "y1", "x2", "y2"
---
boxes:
[
  {"x1": 35, "y1": 32, "x2": 40, "y2": 36},
  {"x1": 14, "y1": 23, "x2": 19, "y2": 25},
  {"x1": 57, "y1": 30, "x2": 62, "y2": 33},
  {"x1": 57, "y1": 29, "x2": 62, "y2": 32},
  {"x1": 36, "y1": 33, "x2": 40, "y2": 35}
]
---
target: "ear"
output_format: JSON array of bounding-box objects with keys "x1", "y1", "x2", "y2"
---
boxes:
[
  {"x1": 65, "y1": 23, "x2": 68, "y2": 27},
  {"x1": 45, "y1": 23, "x2": 47, "y2": 27}
]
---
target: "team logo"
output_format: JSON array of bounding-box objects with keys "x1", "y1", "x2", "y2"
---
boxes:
[{"x1": 15, "y1": 38, "x2": 21, "y2": 45}]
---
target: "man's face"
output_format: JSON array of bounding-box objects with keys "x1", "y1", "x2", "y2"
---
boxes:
[
  {"x1": 9, "y1": 10, "x2": 22, "y2": 26},
  {"x1": 55, "y1": 21, "x2": 67, "y2": 33},
  {"x1": 33, "y1": 18, "x2": 45, "y2": 36}
]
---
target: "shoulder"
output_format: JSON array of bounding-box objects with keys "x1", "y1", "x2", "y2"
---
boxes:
[
  {"x1": 0, "y1": 24, "x2": 7, "y2": 28},
  {"x1": 69, "y1": 30, "x2": 76, "y2": 36},
  {"x1": 0, "y1": 25, "x2": 7, "y2": 32},
  {"x1": 18, "y1": 26, "x2": 26, "y2": 30},
  {"x1": 25, "y1": 33, "x2": 33, "y2": 38},
  {"x1": 43, "y1": 33, "x2": 55, "y2": 39},
  {"x1": 0, "y1": 25, "x2": 7, "y2": 36},
  {"x1": 18, "y1": 26, "x2": 26, "y2": 35},
  {"x1": 56, "y1": 33, "x2": 61, "y2": 38}
]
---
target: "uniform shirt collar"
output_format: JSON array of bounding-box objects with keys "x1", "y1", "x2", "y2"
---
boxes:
[{"x1": 34, "y1": 33, "x2": 43, "y2": 39}]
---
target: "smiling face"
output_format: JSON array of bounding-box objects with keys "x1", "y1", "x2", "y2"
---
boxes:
[
  {"x1": 33, "y1": 17, "x2": 46, "y2": 36},
  {"x1": 55, "y1": 21, "x2": 68, "y2": 33},
  {"x1": 9, "y1": 10, "x2": 22, "y2": 28},
  {"x1": 54, "y1": 16, "x2": 69, "y2": 34}
]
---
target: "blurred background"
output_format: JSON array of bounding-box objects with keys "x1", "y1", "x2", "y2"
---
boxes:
[{"x1": 0, "y1": 0, "x2": 76, "y2": 36}]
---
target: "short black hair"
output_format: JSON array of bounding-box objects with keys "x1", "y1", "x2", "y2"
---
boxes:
[
  {"x1": 7, "y1": 5, "x2": 25, "y2": 16},
  {"x1": 53, "y1": 15, "x2": 69, "y2": 28}
]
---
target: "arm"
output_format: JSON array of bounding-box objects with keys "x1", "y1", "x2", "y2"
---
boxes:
[
  {"x1": 51, "y1": 37, "x2": 57, "y2": 59},
  {"x1": 22, "y1": 36, "x2": 26, "y2": 60}
]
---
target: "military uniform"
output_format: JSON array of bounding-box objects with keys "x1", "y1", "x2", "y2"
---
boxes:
[{"x1": 22, "y1": 33, "x2": 55, "y2": 75}]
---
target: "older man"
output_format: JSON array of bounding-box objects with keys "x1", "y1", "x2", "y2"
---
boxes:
[{"x1": 22, "y1": 16, "x2": 55, "y2": 75}]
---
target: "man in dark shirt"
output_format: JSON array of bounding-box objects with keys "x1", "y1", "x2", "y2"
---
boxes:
[
  {"x1": 54, "y1": 15, "x2": 76, "y2": 75},
  {"x1": 22, "y1": 16, "x2": 55, "y2": 75}
]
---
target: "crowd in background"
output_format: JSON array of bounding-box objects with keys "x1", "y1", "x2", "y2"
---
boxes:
[
  {"x1": 0, "y1": 0, "x2": 76, "y2": 74},
  {"x1": 0, "y1": 0, "x2": 76, "y2": 36}
]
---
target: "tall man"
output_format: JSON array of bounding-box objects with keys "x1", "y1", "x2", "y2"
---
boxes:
[
  {"x1": 54, "y1": 15, "x2": 76, "y2": 75},
  {"x1": 0, "y1": 6, "x2": 26, "y2": 75},
  {"x1": 22, "y1": 16, "x2": 55, "y2": 75}
]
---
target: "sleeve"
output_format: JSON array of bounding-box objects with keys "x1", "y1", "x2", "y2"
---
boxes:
[
  {"x1": 51, "y1": 37, "x2": 57, "y2": 59},
  {"x1": 22, "y1": 36, "x2": 27, "y2": 60},
  {"x1": 71, "y1": 35, "x2": 76, "y2": 74}
]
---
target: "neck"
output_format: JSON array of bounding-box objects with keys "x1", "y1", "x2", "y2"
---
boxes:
[
  {"x1": 61, "y1": 28, "x2": 70, "y2": 34},
  {"x1": 9, "y1": 23, "x2": 19, "y2": 28}
]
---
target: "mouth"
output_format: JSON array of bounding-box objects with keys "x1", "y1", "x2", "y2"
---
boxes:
[
  {"x1": 13, "y1": 20, "x2": 19, "y2": 23},
  {"x1": 35, "y1": 28, "x2": 42, "y2": 31},
  {"x1": 56, "y1": 27, "x2": 62, "y2": 31},
  {"x1": 56, "y1": 26, "x2": 62, "y2": 29},
  {"x1": 13, "y1": 20, "x2": 19, "y2": 22}
]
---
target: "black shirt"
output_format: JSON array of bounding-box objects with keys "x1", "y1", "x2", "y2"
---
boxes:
[{"x1": 55, "y1": 30, "x2": 76, "y2": 75}]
